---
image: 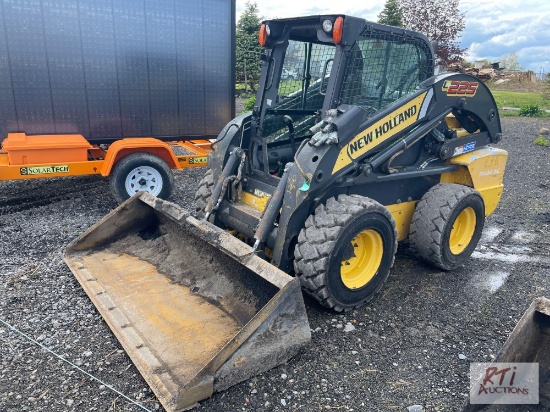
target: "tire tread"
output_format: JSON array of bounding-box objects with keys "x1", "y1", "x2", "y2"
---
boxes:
[
  {"x1": 194, "y1": 169, "x2": 214, "y2": 218},
  {"x1": 294, "y1": 195, "x2": 397, "y2": 312},
  {"x1": 409, "y1": 183, "x2": 483, "y2": 270}
]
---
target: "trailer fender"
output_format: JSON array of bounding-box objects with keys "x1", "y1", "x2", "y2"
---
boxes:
[
  {"x1": 101, "y1": 138, "x2": 179, "y2": 176},
  {"x1": 440, "y1": 147, "x2": 508, "y2": 216}
]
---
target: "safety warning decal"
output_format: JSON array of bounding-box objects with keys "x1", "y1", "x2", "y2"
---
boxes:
[{"x1": 453, "y1": 141, "x2": 476, "y2": 156}]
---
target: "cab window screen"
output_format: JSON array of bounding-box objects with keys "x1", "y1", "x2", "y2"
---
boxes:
[
  {"x1": 339, "y1": 32, "x2": 432, "y2": 114},
  {"x1": 262, "y1": 40, "x2": 335, "y2": 142}
]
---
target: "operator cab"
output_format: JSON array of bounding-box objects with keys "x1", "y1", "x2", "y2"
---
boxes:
[{"x1": 250, "y1": 15, "x2": 434, "y2": 174}]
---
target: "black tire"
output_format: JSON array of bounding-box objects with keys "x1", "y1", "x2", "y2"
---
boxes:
[
  {"x1": 293, "y1": 195, "x2": 398, "y2": 312},
  {"x1": 109, "y1": 152, "x2": 174, "y2": 203},
  {"x1": 194, "y1": 169, "x2": 214, "y2": 219},
  {"x1": 409, "y1": 183, "x2": 485, "y2": 271}
]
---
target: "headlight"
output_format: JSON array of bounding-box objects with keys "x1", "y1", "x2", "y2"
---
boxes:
[{"x1": 322, "y1": 19, "x2": 333, "y2": 33}]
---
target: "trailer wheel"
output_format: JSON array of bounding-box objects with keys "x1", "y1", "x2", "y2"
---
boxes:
[
  {"x1": 194, "y1": 169, "x2": 214, "y2": 219},
  {"x1": 409, "y1": 183, "x2": 485, "y2": 270},
  {"x1": 294, "y1": 195, "x2": 397, "y2": 312},
  {"x1": 110, "y1": 153, "x2": 174, "y2": 203}
]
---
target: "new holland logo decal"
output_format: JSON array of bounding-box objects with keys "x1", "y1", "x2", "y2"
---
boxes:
[{"x1": 332, "y1": 91, "x2": 431, "y2": 174}]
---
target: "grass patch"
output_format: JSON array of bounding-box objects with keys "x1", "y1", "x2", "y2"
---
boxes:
[
  {"x1": 243, "y1": 96, "x2": 256, "y2": 112},
  {"x1": 491, "y1": 90, "x2": 550, "y2": 110},
  {"x1": 534, "y1": 135, "x2": 549, "y2": 147},
  {"x1": 235, "y1": 82, "x2": 259, "y2": 98},
  {"x1": 519, "y1": 104, "x2": 545, "y2": 117},
  {"x1": 499, "y1": 109, "x2": 549, "y2": 118},
  {"x1": 499, "y1": 110, "x2": 520, "y2": 117}
]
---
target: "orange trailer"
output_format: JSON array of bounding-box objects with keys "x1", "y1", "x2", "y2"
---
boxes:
[{"x1": 0, "y1": 133, "x2": 211, "y2": 202}]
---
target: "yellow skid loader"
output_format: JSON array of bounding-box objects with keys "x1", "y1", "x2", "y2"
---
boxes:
[{"x1": 65, "y1": 15, "x2": 507, "y2": 411}]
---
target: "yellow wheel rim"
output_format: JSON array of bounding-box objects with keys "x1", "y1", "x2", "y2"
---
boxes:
[
  {"x1": 449, "y1": 207, "x2": 476, "y2": 255},
  {"x1": 341, "y1": 229, "x2": 384, "y2": 289}
]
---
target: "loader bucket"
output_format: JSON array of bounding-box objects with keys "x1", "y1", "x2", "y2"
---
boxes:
[
  {"x1": 64, "y1": 192, "x2": 311, "y2": 411},
  {"x1": 464, "y1": 297, "x2": 550, "y2": 411}
]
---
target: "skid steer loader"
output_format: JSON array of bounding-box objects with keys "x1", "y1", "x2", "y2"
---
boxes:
[
  {"x1": 65, "y1": 15, "x2": 507, "y2": 411},
  {"x1": 195, "y1": 15, "x2": 507, "y2": 311}
]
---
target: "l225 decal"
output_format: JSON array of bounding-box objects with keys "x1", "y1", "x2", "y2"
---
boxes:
[{"x1": 442, "y1": 80, "x2": 479, "y2": 97}]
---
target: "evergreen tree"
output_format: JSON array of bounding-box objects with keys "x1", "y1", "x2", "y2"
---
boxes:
[
  {"x1": 236, "y1": 2, "x2": 262, "y2": 93},
  {"x1": 378, "y1": 0, "x2": 403, "y2": 27}
]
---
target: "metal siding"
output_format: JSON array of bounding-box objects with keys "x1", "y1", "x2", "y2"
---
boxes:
[
  {"x1": 0, "y1": 89, "x2": 17, "y2": 136},
  {"x1": 176, "y1": 0, "x2": 206, "y2": 134},
  {"x1": 0, "y1": 1, "x2": 17, "y2": 134},
  {"x1": 120, "y1": 88, "x2": 151, "y2": 138},
  {"x1": 3, "y1": 0, "x2": 55, "y2": 133},
  {"x1": 203, "y1": 0, "x2": 232, "y2": 135},
  {"x1": 78, "y1": 0, "x2": 121, "y2": 138},
  {"x1": 113, "y1": 0, "x2": 152, "y2": 136},
  {"x1": 0, "y1": 1, "x2": 11, "y2": 86},
  {"x1": 51, "y1": 88, "x2": 90, "y2": 134},
  {"x1": 0, "y1": 0, "x2": 235, "y2": 143},
  {"x1": 86, "y1": 87, "x2": 122, "y2": 138},
  {"x1": 146, "y1": 0, "x2": 178, "y2": 136},
  {"x1": 43, "y1": 0, "x2": 90, "y2": 135}
]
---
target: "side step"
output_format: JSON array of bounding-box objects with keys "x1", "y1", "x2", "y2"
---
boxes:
[{"x1": 64, "y1": 192, "x2": 311, "y2": 411}]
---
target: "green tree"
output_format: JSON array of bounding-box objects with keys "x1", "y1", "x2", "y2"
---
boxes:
[
  {"x1": 398, "y1": 0, "x2": 466, "y2": 64},
  {"x1": 500, "y1": 52, "x2": 524, "y2": 71},
  {"x1": 378, "y1": 0, "x2": 403, "y2": 27},
  {"x1": 236, "y1": 2, "x2": 262, "y2": 93}
]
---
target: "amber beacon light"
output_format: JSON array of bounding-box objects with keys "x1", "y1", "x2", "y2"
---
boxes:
[
  {"x1": 333, "y1": 16, "x2": 344, "y2": 44},
  {"x1": 259, "y1": 23, "x2": 268, "y2": 46}
]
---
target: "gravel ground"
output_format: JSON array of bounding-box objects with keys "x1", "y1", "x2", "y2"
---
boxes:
[{"x1": 1, "y1": 117, "x2": 549, "y2": 412}]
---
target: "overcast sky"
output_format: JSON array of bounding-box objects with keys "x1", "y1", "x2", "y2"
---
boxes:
[{"x1": 236, "y1": 0, "x2": 550, "y2": 77}]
